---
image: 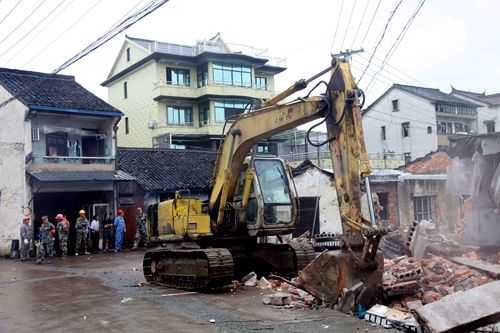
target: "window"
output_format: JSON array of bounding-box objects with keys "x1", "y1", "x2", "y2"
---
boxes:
[
  {"x1": 413, "y1": 196, "x2": 436, "y2": 222},
  {"x1": 197, "y1": 64, "x2": 208, "y2": 87},
  {"x1": 213, "y1": 63, "x2": 252, "y2": 87},
  {"x1": 485, "y1": 121, "x2": 495, "y2": 133},
  {"x1": 401, "y1": 122, "x2": 410, "y2": 137},
  {"x1": 214, "y1": 101, "x2": 248, "y2": 123},
  {"x1": 404, "y1": 152, "x2": 411, "y2": 165},
  {"x1": 46, "y1": 132, "x2": 68, "y2": 156},
  {"x1": 254, "y1": 159, "x2": 291, "y2": 204},
  {"x1": 377, "y1": 192, "x2": 388, "y2": 220},
  {"x1": 123, "y1": 81, "x2": 128, "y2": 99},
  {"x1": 31, "y1": 128, "x2": 40, "y2": 141},
  {"x1": 427, "y1": 126, "x2": 432, "y2": 134},
  {"x1": 166, "y1": 68, "x2": 190, "y2": 86},
  {"x1": 125, "y1": 117, "x2": 129, "y2": 135},
  {"x1": 392, "y1": 99, "x2": 399, "y2": 112},
  {"x1": 257, "y1": 144, "x2": 270, "y2": 154},
  {"x1": 199, "y1": 102, "x2": 209, "y2": 126},
  {"x1": 126, "y1": 47, "x2": 131, "y2": 62},
  {"x1": 381, "y1": 126, "x2": 386, "y2": 140},
  {"x1": 255, "y1": 76, "x2": 267, "y2": 90},
  {"x1": 167, "y1": 106, "x2": 193, "y2": 126}
]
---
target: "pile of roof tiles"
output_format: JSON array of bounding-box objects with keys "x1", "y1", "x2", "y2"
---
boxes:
[{"x1": 383, "y1": 254, "x2": 494, "y2": 312}]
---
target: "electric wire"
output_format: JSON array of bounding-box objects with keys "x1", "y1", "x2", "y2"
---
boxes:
[
  {"x1": 351, "y1": 0, "x2": 370, "y2": 48},
  {"x1": 330, "y1": 0, "x2": 345, "y2": 53},
  {"x1": 365, "y1": 0, "x2": 426, "y2": 91},
  {"x1": 340, "y1": 0, "x2": 357, "y2": 51},
  {"x1": 21, "y1": 0, "x2": 104, "y2": 68},
  {"x1": 0, "y1": 0, "x2": 24, "y2": 27},
  {"x1": 0, "y1": 0, "x2": 48, "y2": 48},
  {"x1": 359, "y1": 0, "x2": 382, "y2": 47},
  {"x1": 0, "y1": 0, "x2": 171, "y2": 110},
  {"x1": 0, "y1": 0, "x2": 70, "y2": 60},
  {"x1": 357, "y1": 0, "x2": 404, "y2": 84}
]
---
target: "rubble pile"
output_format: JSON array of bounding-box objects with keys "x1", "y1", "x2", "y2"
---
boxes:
[{"x1": 384, "y1": 254, "x2": 494, "y2": 311}]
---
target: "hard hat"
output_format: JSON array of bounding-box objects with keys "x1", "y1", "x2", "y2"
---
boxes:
[
  {"x1": 55, "y1": 214, "x2": 64, "y2": 220},
  {"x1": 22, "y1": 215, "x2": 30, "y2": 221},
  {"x1": 79, "y1": 209, "x2": 85, "y2": 215},
  {"x1": 118, "y1": 209, "x2": 124, "y2": 215}
]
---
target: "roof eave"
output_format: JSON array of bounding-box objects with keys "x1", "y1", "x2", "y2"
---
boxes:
[{"x1": 29, "y1": 105, "x2": 123, "y2": 117}]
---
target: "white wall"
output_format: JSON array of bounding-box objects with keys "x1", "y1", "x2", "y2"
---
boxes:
[
  {"x1": 293, "y1": 168, "x2": 342, "y2": 234},
  {"x1": 0, "y1": 86, "x2": 29, "y2": 255},
  {"x1": 363, "y1": 88, "x2": 438, "y2": 161}
]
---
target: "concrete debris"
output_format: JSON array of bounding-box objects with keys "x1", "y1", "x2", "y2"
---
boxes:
[
  {"x1": 415, "y1": 281, "x2": 500, "y2": 333},
  {"x1": 364, "y1": 304, "x2": 421, "y2": 331},
  {"x1": 258, "y1": 277, "x2": 271, "y2": 289},
  {"x1": 384, "y1": 255, "x2": 494, "y2": 311},
  {"x1": 262, "y1": 292, "x2": 292, "y2": 306},
  {"x1": 336, "y1": 282, "x2": 364, "y2": 314},
  {"x1": 241, "y1": 272, "x2": 258, "y2": 287},
  {"x1": 120, "y1": 297, "x2": 133, "y2": 304},
  {"x1": 450, "y1": 256, "x2": 500, "y2": 278}
]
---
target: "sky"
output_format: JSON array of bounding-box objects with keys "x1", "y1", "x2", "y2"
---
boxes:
[{"x1": 0, "y1": 0, "x2": 499, "y2": 106}]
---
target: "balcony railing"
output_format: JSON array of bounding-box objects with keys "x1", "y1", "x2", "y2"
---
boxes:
[{"x1": 35, "y1": 156, "x2": 115, "y2": 164}]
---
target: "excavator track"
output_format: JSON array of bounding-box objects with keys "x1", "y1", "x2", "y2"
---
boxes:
[
  {"x1": 143, "y1": 247, "x2": 234, "y2": 290},
  {"x1": 289, "y1": 241, "x2": 316, "y2": 271}
]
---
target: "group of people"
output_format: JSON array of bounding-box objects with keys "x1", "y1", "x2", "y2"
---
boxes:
[{"x1": 19, "y1": 207, "x2": 148, "y2": 264}]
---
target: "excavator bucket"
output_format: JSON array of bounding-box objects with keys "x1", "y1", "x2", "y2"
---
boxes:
[{"x1": 297, "y1": 249, "x2": 384, "y2": 306}]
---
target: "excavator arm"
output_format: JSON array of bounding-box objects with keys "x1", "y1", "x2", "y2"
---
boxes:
[{"x1": 209, "y1": 57, "x2": 385, "y2": 264}]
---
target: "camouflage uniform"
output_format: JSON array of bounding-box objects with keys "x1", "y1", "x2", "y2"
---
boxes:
[
  {"x1": 57, "y1": 219, "x2": 70, "y2": 256},
  {"x1": 36, "y1": 221, "x2": 55, "y2": 263},
  {"x1": 19, "y1": 222, "x2": 31, "y2": 260},
  {"x1": 75, "y1": 217, "x2": 89, "y2": 254},
  {"x1": 133, "y1": 212, "x2": 147, "y2": 249}
]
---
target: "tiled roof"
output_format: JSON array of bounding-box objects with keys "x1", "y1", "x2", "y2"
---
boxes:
[
  {"x1": 400, "y1": 151, "x2": 450, "y2": 174},
  {"x1": 117, "y1": 148, "x2": 217, "y2": 192},
  {"x1": 394, "y1": 84, "x2": 479, "y2": 106},
  {"x1": 29, "y1": 170, "x2": 134, "y2": 182},
  {"x1": 0, "y1": 67, "x2": 122, "y2": 115},
  {"x1": 451, "y1": 87, "x2": 500, "y2": 107}
]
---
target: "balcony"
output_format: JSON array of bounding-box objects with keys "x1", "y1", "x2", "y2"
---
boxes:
[
  {"x1": 29, "y1": 155, "x2": 115, "y2": 172},
  {"x1": 153, "y1": 80, "x2": 275, "y2": 102}
]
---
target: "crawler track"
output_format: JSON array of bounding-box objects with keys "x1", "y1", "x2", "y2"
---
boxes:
[{"x1": 143, "y1": 248, "x2": 234, "y2": 290}]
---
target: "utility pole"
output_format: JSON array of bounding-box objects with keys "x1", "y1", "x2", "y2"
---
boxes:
[{"x1": 332, "y1": 48, "x2": 364, "y2": 62}]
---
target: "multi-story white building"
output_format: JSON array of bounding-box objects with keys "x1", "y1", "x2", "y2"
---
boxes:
[
  {"x1": 362, "y1": 84, "x2": 480, "y2": 164},
  {"x1": 451, "y1": 87, "x2": 500, "y2": 134}
]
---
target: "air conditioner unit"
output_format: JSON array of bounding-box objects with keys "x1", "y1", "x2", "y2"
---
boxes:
[
  {"x1": 147, "y1": 120, "x2": 157, "y2": 129},
  {"x1": 31, "y1": 128, "x2": 40, "y2": 142}
]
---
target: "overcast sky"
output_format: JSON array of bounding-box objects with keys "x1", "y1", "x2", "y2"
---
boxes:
[{"x1": 0, "y1": 0, "x2": 499, "y2": 106}]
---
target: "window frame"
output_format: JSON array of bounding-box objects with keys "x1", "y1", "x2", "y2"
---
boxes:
[
  {"x1": 213, "y1": 63, "x2": 252, "y2": 87},
  {"x1": 46, "y1": 132, "x2": 69, "y2": 156},
  {"x1": 166, "y1": 67, "x2": 191, "y2": 87},
  {"x1": 427, "y1": 126, "x2": 432, "y2": 134},
  {"x1": 401, "y1": 122, "x2": 410, "y2": 137},
  {"x1": 392, "y1": 99, "x2": 399, "y2": 112},
  {"x1": 255, "y1": 76, "x2": 267, "y2": 90},
  {"x1": 413, "y1": 195, "x2": 436, "y2": 222},
  {"x1": 214, "y1": 100, "x2": 248, "y2": 123},
  {"x1": 485, "y1": 121, "x2": 496, "y2": 133},
  {"x1": 166, "y1": 106, "x2": 193, "y2": 126},
  {"x1": 381, "y1": 126, "x2": 386, "y2": 140}
]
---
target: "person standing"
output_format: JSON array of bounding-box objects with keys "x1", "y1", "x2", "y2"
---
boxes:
[
  {"x1": 132, "y1": 207, "x2": 147, "y2": 250},
  {"x1": 90, "y1": 216, "x2": 100, "y2": 253},
  {"x1": 19, "y1": 215, "x2": 31, "y2": 261},
  {"x1": 114, "y1": 209, "x2": 126, "y2": 252},
  {"x1": 56, "y1": 214, "x2": 70, "y2": 256},
  {"x1": 75, "y1": 210, "x2": 90, "y2": 256},
  {"x1": 36, "y1": 216, "x2": 55, "y2": 264},
  {"x1": 103, "y1": 213, "x2": 114, "y2": 252}
]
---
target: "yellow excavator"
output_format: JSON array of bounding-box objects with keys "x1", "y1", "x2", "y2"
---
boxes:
[{"x1": 143, "y1": 57, "x2": 386, "y2": 295}]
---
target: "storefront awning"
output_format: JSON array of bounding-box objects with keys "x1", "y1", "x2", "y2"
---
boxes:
[{"x1": 29, "y1": 170, "x2": 135, "y2": 182}]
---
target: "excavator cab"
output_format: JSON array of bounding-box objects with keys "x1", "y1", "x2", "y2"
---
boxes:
[{"x1": 236, "y1": 157, "x2": 297, "y2": 236}]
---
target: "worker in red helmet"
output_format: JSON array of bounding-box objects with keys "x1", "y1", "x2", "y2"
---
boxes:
[
  {"x1": 55, "y1": 214, "x2": 70, "y2": 256},
  {"x1": 114, "y1": 209, "x2": 126, "y2": 252}
]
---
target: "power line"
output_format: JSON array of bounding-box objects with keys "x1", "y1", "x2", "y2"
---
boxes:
[
  {"x1": 351, "y1": 0, "x2": 370, "y2": 48},
  {"x1": 330, "y1": 0, "x2": 345, "y2": 53},
  {"x1": 359, "y1": 0, "x2": 382, "y2": 47},
  {"x1": 0, "y1": 0, "x2": 24, "y2": 27},
  {"x1": 365, "y1": 0, "x2": 427, "y2": 91},
  {"x1": 21, "y1": 0, "x2": 104, "y2": 68},
  {"x1": 0, "y1": 0, "x2": 48, "y2": 48},
  {"x1": 357, "y1": 0, "x2": 405, "y2": 84},
  {"x1": 0, "y1": 0, "x2": 171, "y2": 110},
  {"x1": 0, "y1": 0, "x2": 71, "y2": 60},
  {"x1": 340, "y1": 0, "x2": 357, "y2": 51}
]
